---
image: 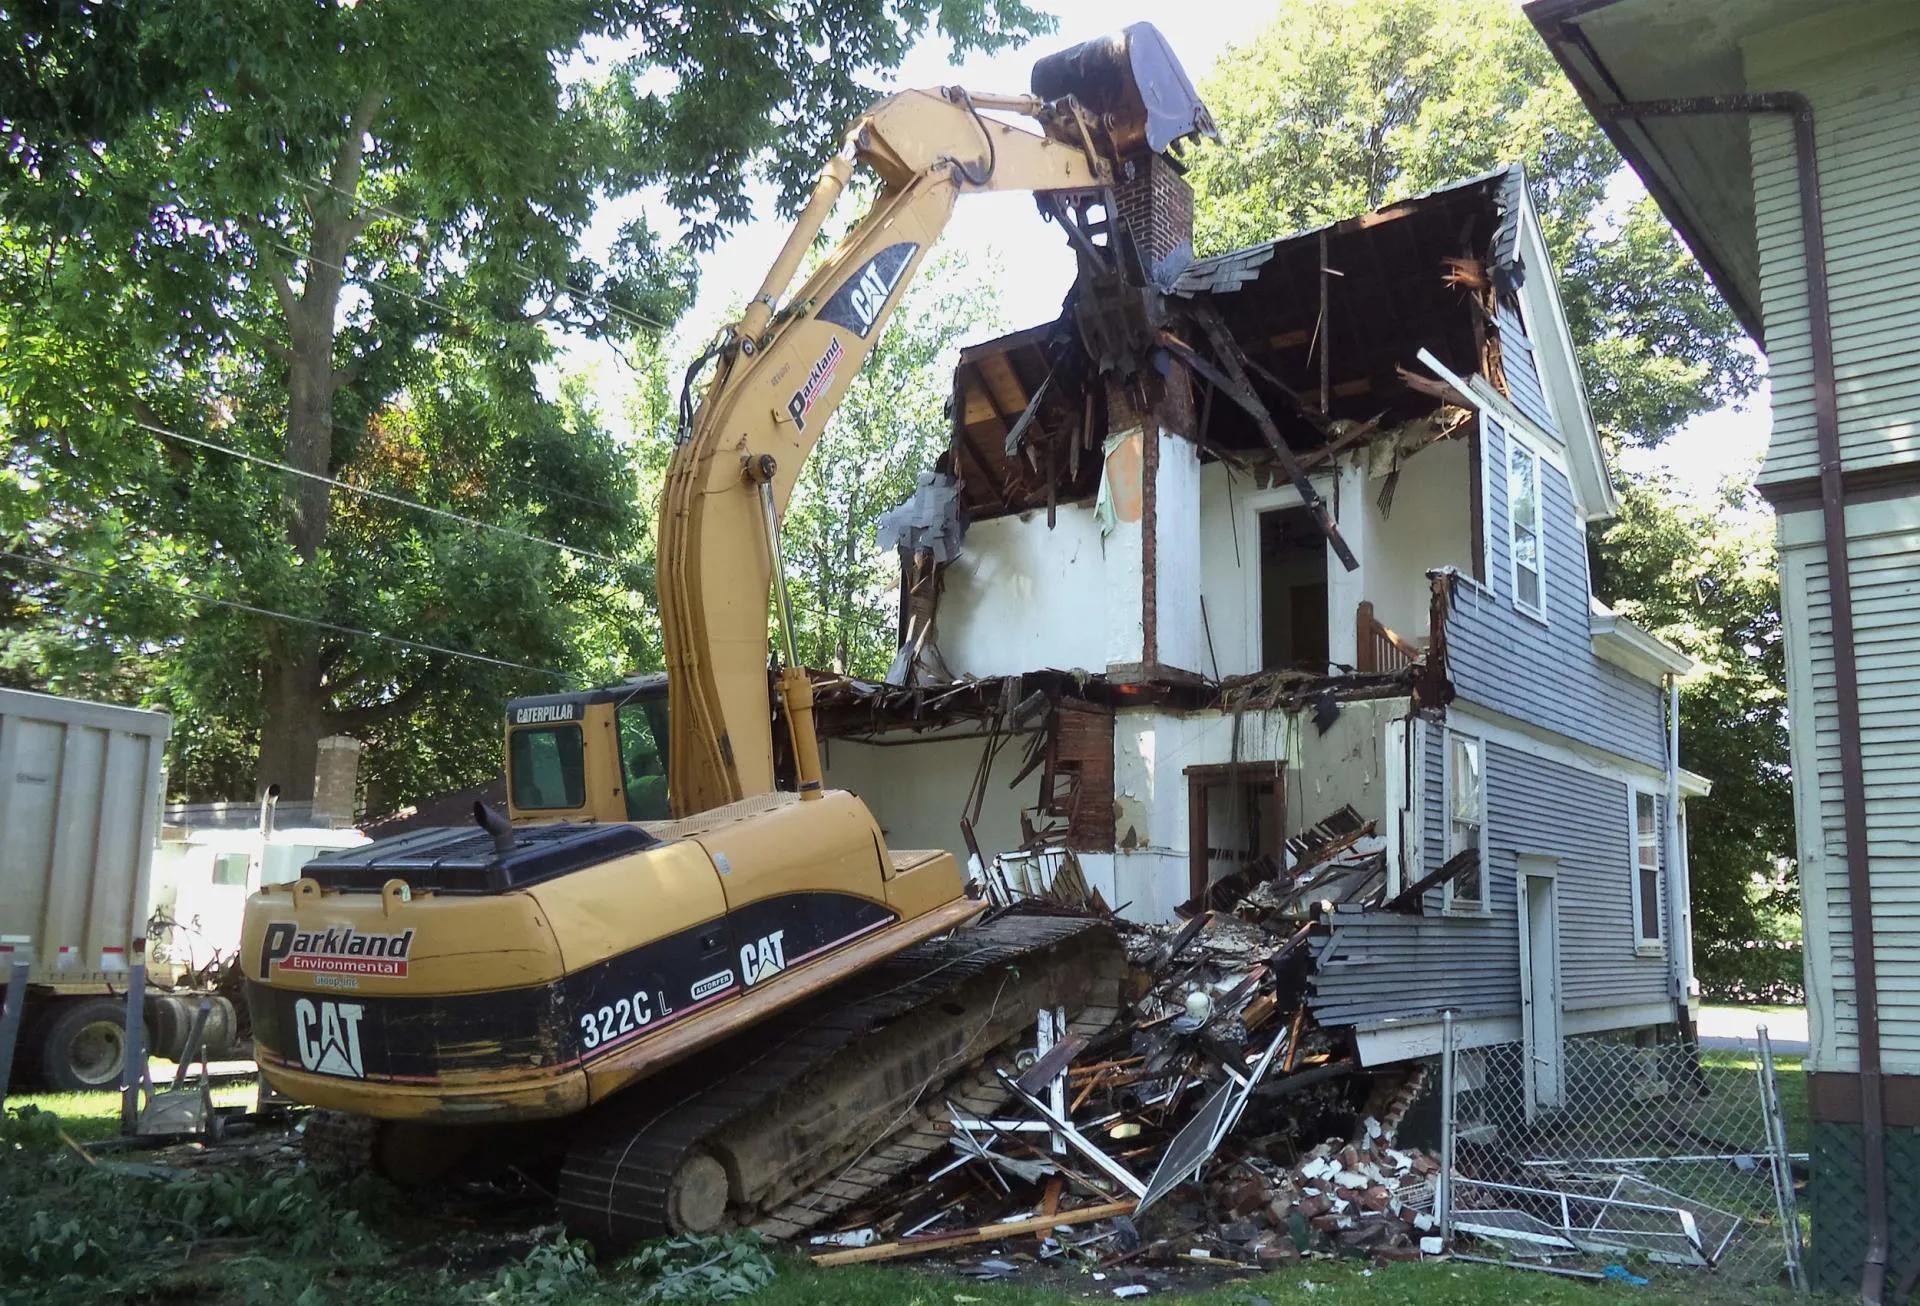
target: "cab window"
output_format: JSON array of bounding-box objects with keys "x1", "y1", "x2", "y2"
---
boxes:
[
  {"x1": 618, "y1": 698, "x2": 671, "y2": 821},
  {"x1": 510, "y1": 725, "x2": 585, "y2": 810}
]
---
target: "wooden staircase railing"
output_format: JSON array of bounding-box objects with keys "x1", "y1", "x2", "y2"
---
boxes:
[{"x1": 1355, "y1": 600, "x2": 1422, "y2": 675}]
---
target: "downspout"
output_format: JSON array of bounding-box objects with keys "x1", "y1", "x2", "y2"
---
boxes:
[
  {"x1": 1594, "y1": 93, "x2": 1889, "y2": 1305},
  {"x1": 1665, "y1": 674, "x2": 1691, "y2": 1025}
]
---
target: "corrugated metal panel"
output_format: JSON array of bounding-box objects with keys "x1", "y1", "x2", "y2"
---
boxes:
[
  {"x1": 1487, "y1": 743, "x2": 1668, "y2": 1011},
  {"x1": 0, "y1": 688, "x2": 171, "y2": 984},
  {"x1": 1752, "y1": 39, "x2": 1920, "y2": 488},
  {"x1": 1449, "y1": 421, "x2": 1668, "y2": 770},
  {"x1": 1786, "y1": 520, "x2": 1920, "y2": 1066}
]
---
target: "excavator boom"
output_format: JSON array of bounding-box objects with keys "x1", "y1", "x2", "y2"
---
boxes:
[{"x1": 661, "y1": 36, "x2": 1211, "y2": 815}]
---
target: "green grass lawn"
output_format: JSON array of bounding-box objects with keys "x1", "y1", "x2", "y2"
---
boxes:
[
  {"x1": 1698, "y1": 1047, "x2": 1808, "y2": 1154},
  {"x1": 748, "y1": 1258, "x2": 1814, "y2": 1305}
]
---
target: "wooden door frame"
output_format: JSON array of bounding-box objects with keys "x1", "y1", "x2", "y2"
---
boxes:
[{"x1": 1183, "y1": 762, "x2": 1286, "y2": 907}]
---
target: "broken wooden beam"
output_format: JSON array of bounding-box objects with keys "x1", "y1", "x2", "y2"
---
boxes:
[
  {"x1": 809, "y1": 1199, "x2": 1137, "y2": 1266},
  {"x1": 1383, "y1": 847, "x2": 1480, "y2": 913},
  {"x1": 1169, "y1": 310, "x2": 1358, "y2": 571}
]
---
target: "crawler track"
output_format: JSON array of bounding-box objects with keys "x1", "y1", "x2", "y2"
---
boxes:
[{"x1": 555, "y1": 913, "x2": 1123, "y2": 1248}]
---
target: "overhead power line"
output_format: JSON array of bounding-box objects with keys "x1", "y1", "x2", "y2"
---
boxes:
[
  {"x1": 279, "y1": 176, "x2": 675, "y2": 335},
  {"x1": 2, "y1": 549, "x2": 570, "y2": 681},
  {"x1": 130, "y1": 417, "x2": 630, "y2": 567}
]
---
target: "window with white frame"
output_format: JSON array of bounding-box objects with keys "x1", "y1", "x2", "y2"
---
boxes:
[
  {"x1": 1446, "y1": 733, "x2": 1484, "y2": 910},
  {"x1": 1508, "y1": 437, "x2": 1544, "y2": 617},
  {"x1": 1633, "y1": 790, "x2": 1663, "y2": 949}
]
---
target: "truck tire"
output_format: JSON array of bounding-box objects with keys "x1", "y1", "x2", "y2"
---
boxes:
[{"x1": 40, "y1": 998, "x2": 129, "y2": 1092}]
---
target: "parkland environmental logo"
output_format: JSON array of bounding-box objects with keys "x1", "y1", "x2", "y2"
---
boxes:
[
  {"x1": 786, "y1": 336, "x2": 844, "y2": 433},
  {"x1": 258, "y1": 922, "x2": 415, "y2": 981}
]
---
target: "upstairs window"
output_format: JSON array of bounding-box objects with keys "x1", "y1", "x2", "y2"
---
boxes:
[
  {"x1": 1508, "y1": 439, "x2": 1544, "y2": 618},
  {"x1": 1446, "y1": 733, "x2": 1485, "y2": 911},
  {"x1": 1633, "y1": 790, "x2": 1664, "y2": 950}
]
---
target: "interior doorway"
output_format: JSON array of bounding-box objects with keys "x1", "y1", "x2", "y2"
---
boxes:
[{"x1": 1259, "y1": 505, "x2": 1329, "y2": 671}]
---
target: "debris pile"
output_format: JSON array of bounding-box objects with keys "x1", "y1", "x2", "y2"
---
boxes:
[{"x1": 804, "y1": 887, "x2": 1449, "y2": 1289}]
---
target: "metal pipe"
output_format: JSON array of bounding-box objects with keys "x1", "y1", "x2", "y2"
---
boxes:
[
  {"x1": 1665, "y1": 674, "x2": 1691, "y2": 1010},
  {"x1": 1597, "y1": 90, "x2": 1889, "y2": 1305},
  {"x1": 0, "y1": 959, "x2": 30, "y2": 1113},
  {"x1": 121, "y1": 952, "x2": 146, "y2": 1136},
  {"x1": 1439, "y1": 1009, "x2": 1456, "y2": 1242}
]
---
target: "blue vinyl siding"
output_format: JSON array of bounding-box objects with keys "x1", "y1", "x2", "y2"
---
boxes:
[
  {"x1": 1486, "y1": 742, "x2": 1670, "y2": 1012},
  {"x1": 1495, "y1": 303, "x2": 1556, "y2": 435},
  {"x1": 1311, "y1": 730, "x2": 1672, "y2": 1034},
  {"x1": 1449, "y1": 417, "x2": 1668, "y2": 770}
]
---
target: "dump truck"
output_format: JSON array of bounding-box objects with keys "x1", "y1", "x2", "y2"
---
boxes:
[{"x1": 0, "y1": 687, "x2": 243, "y2": 1091}]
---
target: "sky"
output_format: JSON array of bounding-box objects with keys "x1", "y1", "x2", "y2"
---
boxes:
[{"x1": 568, "y1": 0, "x2": 1769, "y2": 507}]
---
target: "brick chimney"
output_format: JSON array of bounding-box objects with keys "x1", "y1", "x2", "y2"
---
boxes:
[
  {"x1": 310, "y1": 735, "x2": 363, "y2": 829},
  {"x1": 1112, "y1": 153, "x2": 1194, "y2": 285}
]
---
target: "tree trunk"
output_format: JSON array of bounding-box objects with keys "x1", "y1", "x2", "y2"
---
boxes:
[
  {"x1": 253, "y1": 86, "x2": 383, "y2": 798},
  {"x1": 258, "y1": 651, "x2": 326, "y2": 800}
]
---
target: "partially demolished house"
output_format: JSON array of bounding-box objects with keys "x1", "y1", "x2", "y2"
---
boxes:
[{"x1": 818, "y1": 160, "x2": 1708, "y2": 1071}]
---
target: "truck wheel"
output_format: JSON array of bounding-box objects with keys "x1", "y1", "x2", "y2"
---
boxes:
[{"x1": 40, "y1": 998, "x2": 129, "y2": 1092}]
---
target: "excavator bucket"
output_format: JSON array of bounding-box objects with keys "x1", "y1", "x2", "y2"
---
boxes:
[{"x1": 1030, "y1": 21, "x2": 1217, "y2": 160}]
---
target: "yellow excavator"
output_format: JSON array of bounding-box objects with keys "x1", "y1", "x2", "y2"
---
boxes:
[{"x1": 240, "y1": 24, "x2": 1213, "y2": 1246}]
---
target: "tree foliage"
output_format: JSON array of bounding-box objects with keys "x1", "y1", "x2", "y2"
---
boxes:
[
  {"x1": 0, "y1": 0, "x2": 1050, "y2": 803},
  {"x1": 1590, "y1": 478, "x2": 1798, "y2": 1000},
  {"x1": 1187, "y1": 0, "x2": 1759, "y2": 450}
]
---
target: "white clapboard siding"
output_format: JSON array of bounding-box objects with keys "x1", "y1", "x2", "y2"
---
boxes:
[
  {"x1": 1781, "y1": 497, "x2": 1920, "y2": 1074},
  {"x1": 1752, "y1": 38, "x2": 1920, "y2": 489}
]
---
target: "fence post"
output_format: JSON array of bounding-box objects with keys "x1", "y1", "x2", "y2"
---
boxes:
[
  {"x1": 0, "y1": 958, "x2": 31, "y2": 1113},
  {"x1": 1439, "y1": 1009, "x2": 1455, "y2": 1242},
  {"x1": 1756, "y1": 1024, "x2": 1807, "y2": 1292}
]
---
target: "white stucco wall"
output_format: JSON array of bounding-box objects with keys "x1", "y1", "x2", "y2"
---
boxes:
[
  {"x1": 939, "y1": 504, "x2": 1108, "y2": 677},
  {"x1": 823, "y1": 730, "x2": 1035, "y2": 868},
  {"x1": 1362, "y1": 436, "x2": 1477, "y2": 642},
  {"x1": 1106, "y1": 696, "x2": 1409, "y2": 923},
  {"x1": 1154, "y1": 431, "x2": 1207, "y2": 677}
]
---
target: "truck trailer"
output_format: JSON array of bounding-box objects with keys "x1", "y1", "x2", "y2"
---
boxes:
[{"x1": 0, "y1": 687, "x2": 240, "y2": 1091}]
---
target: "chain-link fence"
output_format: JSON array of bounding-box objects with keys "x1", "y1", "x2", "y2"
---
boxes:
[{"x1": 1437, "y1": 1020, "x2": 1805, "y2": 1292}]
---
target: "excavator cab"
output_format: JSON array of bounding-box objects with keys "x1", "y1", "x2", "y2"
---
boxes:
[{"x1": 504, "y1": 676, "x2": 673, "y2": 824}]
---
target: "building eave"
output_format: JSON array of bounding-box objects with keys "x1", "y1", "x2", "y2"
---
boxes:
[{"x1": 1590, "y1": 611, "x2": 1694, "y2": 682}]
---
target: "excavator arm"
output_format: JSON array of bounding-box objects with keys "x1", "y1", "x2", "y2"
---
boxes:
[{"x1": 659, "y1": 73, "x2": 1177, "y2": 817}]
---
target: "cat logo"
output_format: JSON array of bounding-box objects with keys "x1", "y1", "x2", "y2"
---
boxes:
[
  {"x1": 738, "y1": 930, "x2": 788, "y2": 988},
  {"x1": 293, "y1": 998, "x2": 367, "y2": 1078},
  {"x1": 816, "y1": 242, "x2": 917, "y2": 339}
]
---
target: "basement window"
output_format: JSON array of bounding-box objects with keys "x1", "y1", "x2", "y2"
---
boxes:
[{"x1": 1259, "y1": 505, "x2": 1330, "y2": 671}]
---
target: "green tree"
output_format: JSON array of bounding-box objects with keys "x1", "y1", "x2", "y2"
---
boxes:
[
  {"x1": 783, "y1": 253, "x2": 1005, "y2": 677},
  {"x1": 0, "y1": 0, "x2": 1049, "y2": 801},
  {"x1": 1590, "y1": 476, "x2": 1798, "y2": 1000},
  {"x1": 1187, "y1": 0, "x2": 1759, "y2": 449}
]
